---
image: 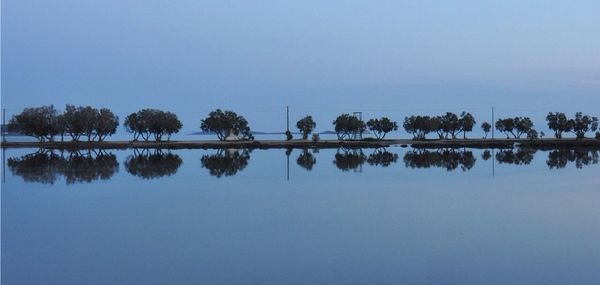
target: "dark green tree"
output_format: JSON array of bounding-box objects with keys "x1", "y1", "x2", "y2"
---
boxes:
[
  {"x1": 481, "y1": 122, "x2": 491, "y2": 138},
  {"x1": 546, "y1": 112, "x2": 572, "y2": 139},
  {"x1": 572, "y1": 112, "x2": 598, "y2": 139},
  {"x1": 333, "y1": 114, "x2": 365, "y2": 140},
  {"x1": 200, "y1": 109, "x2": 252, "y2": 141},
  {"x1": 296, "y1": 115, "x2": 316, "y2": 140},
  {"x1": 367, "y1": 117, "x2": 398, "y2": 140},
  {"x1": 459, "y1": 112, "x2": 476, "y2": 139}
]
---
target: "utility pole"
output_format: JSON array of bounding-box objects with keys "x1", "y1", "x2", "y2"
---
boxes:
[
  {"x1": 286, "y1": 106, "x2": 290, "y2": 132},
  {"x1": 2, "y1": 108, "x2": 6, "y2": 143},
  {"x1": 491, "y1": 107, "x2": 494, "y2": 139}
]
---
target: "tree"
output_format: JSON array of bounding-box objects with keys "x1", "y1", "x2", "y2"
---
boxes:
[
  {"x1": 495, "y1": 118, "x2": 515, "y2": 138},
  {"x1": 125, "y1": 109, "x2": 182, "y2": 141},
  {"x1": 8, "y1": 105, "x2": 61, "y2": 142},
  {"x1": 459, "y1": 112, "x2": 476, "y2": 139},
  {"x1": 333, "y1": 114, "x2": 365, "y2": 140},
  {"x1": 200, "y1": 109, "x2": 252, "y2": 141},
  {"x1": 572, "y1": 112, "x2": 599, "y2": 139},
  {"x1": 546, "y1": 112, "x2": 572, "y2": 139},
  {"x1": 63, "y1": 105, "x2": 86, "y2": 141},
  {"x1": 514, "y1": 117, "x2": 534, "y2": 138},
  {"x1": 441, "y1": 112, "x2": 461, "y2": 139},
  {"x1": 163, "y1": 112, "x2": 183, "y2": 141},
  {"x1": 403, "y1": 115, "x2": 434, "y2": 140},
  {"x1": 296, "y1": 115, "x2": 316, "y2": 140},
  {"x1": 481, "y1": 122, "x2": 491, "y2": 138},
  {"x1": 367, "y1": 117, "x2": 398, "y2": 140},
  {"x1": 95, "y1": 108, "x2": 119, "y2": 141}
]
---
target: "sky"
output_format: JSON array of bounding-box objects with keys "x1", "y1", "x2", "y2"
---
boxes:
[{"x1": 2, "y1": 0, "x2": 599, "y2": 134}]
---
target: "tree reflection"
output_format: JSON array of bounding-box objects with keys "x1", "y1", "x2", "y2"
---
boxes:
[
  {"x1": 547, "y1": 149, "x2": 599, "y2": 169},
  {"x1": 7, "y1": 150, "x2": 118, "y2": 185},
  {"x1": 124, "y1": 149, "x2": 183, "y2": 179},
  {"x1": 403, "y1": 149, "x2": 476, "y2": 171},
  {"x1": 495, "y1": 149, "x2": 536, "y2": 165},
  {"x1": 296, "y1": 149, "x2": 316, "y2": 171},
  {"x1": 333, "y1": 148, "x2": 366, "y2": 171},
  {"x1": 481, "y1": 150, "x2": 492, "y2": 161},
  {"x1": 200, "y1": 149, "x2": 251, "y2": 177},
  {"x1": 367, "y1": 148, "x2": 398, "y2": 167}
]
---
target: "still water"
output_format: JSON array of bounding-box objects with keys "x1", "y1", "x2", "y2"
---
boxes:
[{"x1": 2, "y1": 147, "x2": 599, "y2": 285}]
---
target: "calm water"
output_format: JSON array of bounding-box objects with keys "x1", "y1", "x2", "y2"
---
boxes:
[{"x1": 2, "y1": 147, "x2": 599, "y2": 285}]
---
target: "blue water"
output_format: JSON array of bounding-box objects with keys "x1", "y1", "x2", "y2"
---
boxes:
[{"x1": 2, "y1": 147, "x2": 599, "y2": 285}]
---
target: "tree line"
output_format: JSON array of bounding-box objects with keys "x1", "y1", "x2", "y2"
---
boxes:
[{"x1": 7, "y1": 105, "x2": 599, "y2": 141}]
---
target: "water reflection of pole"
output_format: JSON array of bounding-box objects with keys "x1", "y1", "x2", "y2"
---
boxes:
[
  {"x1": 286, "y1": 151, "x2": 290, "y2": 181},
  {"x1": 2, "y1": 147, "x2": 6, "y2": 184},
  {"x1": 492, "y1": 148, "x2": 495, "y2": 177}
]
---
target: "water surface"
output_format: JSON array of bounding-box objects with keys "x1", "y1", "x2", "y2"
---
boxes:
[{"x1": 2, "y1": 147, "x2": 599, "y2": 284}]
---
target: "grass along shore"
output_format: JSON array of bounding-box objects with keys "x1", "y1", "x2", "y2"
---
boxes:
[{"x1": 1, "y1": 138, "x2": 599, "y2": 150}]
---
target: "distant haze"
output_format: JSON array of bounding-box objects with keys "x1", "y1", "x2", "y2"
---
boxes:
[{"x1": 2, "y1": 0, "x2": 599, "y2": 134}]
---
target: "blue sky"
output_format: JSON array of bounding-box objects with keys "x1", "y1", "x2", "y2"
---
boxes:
[{"x1": 2, "y1": 0, "x2": 599, "y2": 133}]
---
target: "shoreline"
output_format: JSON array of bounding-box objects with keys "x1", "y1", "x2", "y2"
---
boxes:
[{"x1": 2, "y1": 138, "x2": 600, "y2": 150}]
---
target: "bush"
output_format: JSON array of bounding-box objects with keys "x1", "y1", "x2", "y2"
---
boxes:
[{"x1": 596, "y1": 132, "x2": 600, "y2": 140}]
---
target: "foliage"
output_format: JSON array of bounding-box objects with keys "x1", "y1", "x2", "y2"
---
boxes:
[
  {"x1": 124, "y1": 109, "x2": 181, "y2": 141},
  {"x1": 495, "y1": 117, "x2": 533, "y2": 138},
  {"x1": 296, "y1": 115, "x2": 316, "y2": 139},
  {"x1": 572, "y1": 112, "x2": 598, "y2": 139},
  {"x1": 546, "y1": 112, "x2": 572, "y2": 139},
  {"x1": 200, "y1": 109, "x2": 251, "y2": 141},
  {"x1": 296, "y1": 149, "x2": 316, "y2": 170},
  {"x1": 200, "y1": 149, "x2": 251, "y2": 177},
  {"x1": 481, "y1": 122, "x2": 491, "y2": 138},
  {"x1": 8, "y1": 105, "x2": 62, "y2": 141},
  {"x1": 459, "y1": 112, "x2": 476, "y2": 139},
  {"x1": 367, "y1": 117, "x2": 398, "y2": 140},
  {"x1": 333, "y1": 114, "x2": 365, "y2": 140}
]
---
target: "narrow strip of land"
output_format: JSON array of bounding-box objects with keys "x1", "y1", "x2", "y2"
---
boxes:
[{"x1": 2, "y1": 138, "x2": 599, "y2": 150}]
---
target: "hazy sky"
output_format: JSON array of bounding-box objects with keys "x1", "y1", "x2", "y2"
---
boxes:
[{"x1": 2, "y1": 0, "x2": 599, "y2": 132}]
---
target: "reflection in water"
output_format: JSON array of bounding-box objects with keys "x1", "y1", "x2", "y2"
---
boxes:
[
  {"x1": 296, "y1": 149, "x2": 317, "y2": 171},
  {"x1": 333, "y1": 148, "x2": 366, "y2": 171},
  {"x1": 547, "y1": 149, "x2": 599, "y2": 169},
  {"x1": 481, "y1": 150, "x2": 492, "y2": 161},
  {"x1": 7, "y1": 150, "x2": 118, "y2": 185},
  {"x1": 495, "y1": 149, "x2": 537, "y2": 165},
  {"x1": 201, "y1": 149, "x2": 251, "y2": 177},
  {"x1": 367, "y1": 149, "x2": 399, "y2": 167},
  {"x1": 125, "y1": 150, "x2": 183, "y2": 179},
  {"x1": 403, "y1": 149, "x2": 476, "y2": 171}
]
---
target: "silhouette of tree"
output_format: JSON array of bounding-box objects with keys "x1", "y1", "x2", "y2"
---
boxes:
[
  {"x1": 8, "y1": 105, "x2": 62, "y2": 141},
  {"x1": 200, "y1": 149, "x2": 251, "y2": 177},
  {"x1": 481, "y1": 150, "x2": 492, "y2": 161},
  {"x1": 403, "y1": 149, "x2": 476, "y2": 171},
  {"x1": 572, "y1": 112, "x2": 598, "y2": 139},
  {"x1": 124, "y1": 109, "x2": 181, "y2": 141},
  {"x1": 333, "y1": 148, "x2": 366, "y2": 171},
  {"x1": 367, "y1": 117, "x2": 398, "y2": 140},
  {"x1": 7, "y1": 150, "x2": 118, "y2": 185},
  {"x1": 333, "y1": 114, "x2": 365, "y2": 140},
  {"x1": 459, "y1": 112, "x2": 476, "y2": 139},
  {"x1": 546, "y1": 112, "x2": 572, "y2": 139},
  {"x1": 495, "y1": 149, "x2": 537, "y2": 165},
  {"x1": 296, "y1": 149, "x2": 317, "y2": 170},
  {"x1": 496, "y1": 117, "x2": 533, "y2": 138},
  {"x1": 125, "y1": 150, "x2": 183, "y2": 179},
  {"x1": 200, "y1": 109, "x2": 251, "y2": 141},
  {"x1": 547, "y1": 149, "x2": 599, "y2": 169},
  {"x1": 367, "y1": 148, "x2": 398, "y2": 167},
  {"x1": 481, "y1": 122, "x2": 491, "y2": 139},
  {"x1": 296, "y1": 116, "x2": 316, "y2": 140}
]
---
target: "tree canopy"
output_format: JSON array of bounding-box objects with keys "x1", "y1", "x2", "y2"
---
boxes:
[
  {"x1": 296, "y1": 116, "x2": 316, "y2": 140},
  {"x1": 333, "y1": 114, "x2": 365, "y2": 140},
  {"x1": 200, "y1": 109, "x2": 252, "y2": 141},
  {"x1": 124, "y1": 109, "x2": 181, "y2": 141},
  {"x1": 367, "y1": 117, "x2": 398, "y2": 140}
]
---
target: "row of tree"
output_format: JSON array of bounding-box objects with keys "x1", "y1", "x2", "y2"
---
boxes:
[
  {"x1": 8, "y1": 105, "x2": 119, "y2": 142},
  {"x1": 8, "y1": 106, "x2": 599, "y2": 141}
]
